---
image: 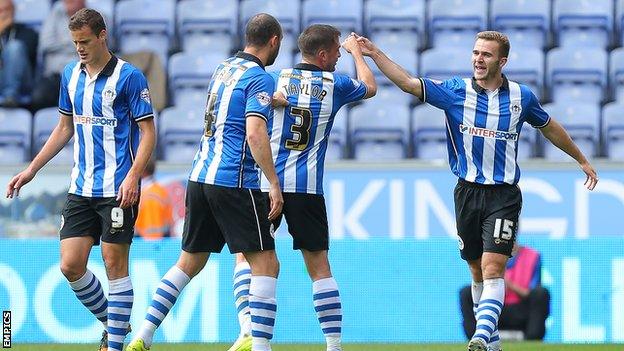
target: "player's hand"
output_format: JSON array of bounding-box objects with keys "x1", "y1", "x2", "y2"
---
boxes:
[
  {"x1": 6, "y1": 168, "x2": 36, "y2": 198},
  {"x1": 580, "y1": 162, "x2": 598, "y2": 190},
  {"x1": 355, "y1": 35, "x2": 378, "y2": 57},
  {"x1": 341, "y1": 33, "x2": 361, "y2": 55},
  {"x1": 272, "y1": 92, "x2": 288, "y2": 107},
  {"x1": 267, "y1": 183, "x2": 283, "y2": 221},
  {"x1": 117, "y1": 172, "x2": 140, "y2": 208}
]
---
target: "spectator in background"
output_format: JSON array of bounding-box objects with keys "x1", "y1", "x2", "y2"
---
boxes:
[
  {"x1": 135, "y1": 157, "x2": 173, "y2": 240},
  {"x1": 0, "y1": 0, "x2": 37, "y2": 107},
  {"x1": 460, "y1": 243, "x2": 551, "y2": 341},
  {"x1": 32, "y1": 0, "x2": 85, "y2": 110}
]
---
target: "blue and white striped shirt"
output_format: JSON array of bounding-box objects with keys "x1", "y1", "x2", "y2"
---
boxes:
[
  {"x1": 421, "y1": 76, "x2": 550, "y2": 185},
  {"x1": 261, "y1": 63, "x2": 367, "y2": 194},
  {"x1": 59, "y1": 56, "x2": 153, "y2": 197},
  {"x1": 189, "y1": 52, "x2": 276, "y2": 189}
]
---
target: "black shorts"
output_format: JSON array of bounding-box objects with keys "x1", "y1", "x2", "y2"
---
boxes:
[
  {"x1": 59, "y1": 194, "x2": 138, "y2": 245},
  {"x1": 454, "y1": 179, "x2": 522, "y2": 261},
  {"x1": 182, "y1": 181, "x2": 274, "y2": 254},
  {"x1": 270, "y1": 192, "x2": 329, "y2": 251}
]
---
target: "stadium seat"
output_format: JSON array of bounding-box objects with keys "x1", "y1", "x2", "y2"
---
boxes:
[
  {"x1": 271, "y1": 52, "x2": 294, "y2": 72},
  {"x1": 33, "y1": 108, "x2": 73, "y2": 165},
  {"x1": 115, "y1": 0, "x2": 175, "y2": 66},
  {"x1": 505, "y1": 49, "x2": 545, "y2": 99},
  {"x1": 609, "y1": 48, "x2": 624, "y2": 102},
  {"x1": 13, "y1": 0, "x2": 50, "y2": 31},
  {"x1": 365, "y1": 0, "x2": 425, "y2": 49},
  {"x1": 303, "y1": 0, "x2": 363, "y2": 35},
  {"x1": 168, "y1": 51, "x2": 223, "y2": 105},
  {"x1": 0, "y1": 108, "x2": 31, "y2": 164},
  {"x1": 412, "y1": 104, "x2": 448, "y2": 161},
  {"x1": 542, "y1": 103, "x2": 600, "y2": 160},
  {"x1": 370, "y1": 31, "x2": 419, "y2": 58},
  {"x1": 240, "y1": 0, "x2": 300, "y2": 53},
  {"x1": 365, "y1": 49, "x2": 417, "y2": 86},
  {"x1": 547, "y1": 47, "x2": 607, "y2": 104},
  {"x1": 554, "y1": 0, "x2": 613, "y2": 48},
  {"x1": 326, "y1": 108, "x2": 348, "y2": 161},
  {"x1": 177, "y1": 0, "x2": 238, "y2": 55},
  {"x1": 175, "y1": 90, "x2": 206, "y2": 110},
  {"x1": 420, "y1": 48, "x2": 472, "y2": 80},
  {"x1": 350, "y1": 100, "x2": 410, "y2": 160},
  {"x1": 159, "y1": 106, "x2": 204, "y2": 163},
  {"x1": 374, "y1": 85, "x2": 414, "y2": 109},
  {"x1": 490, "y1": 0, "x2": 550, "y2": 49},
  {"x1": 602, "y1": 103, "x2": 624, "y2": 160},
  {"x1": 428, "y1": 0, "x2": 487, "y2": 49},
  {"x1": 87, "y1": 0, "x2": 115, "y2": 28}
]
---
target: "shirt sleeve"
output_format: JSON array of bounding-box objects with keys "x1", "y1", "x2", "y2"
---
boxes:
[
  {"x1": 524, "y1": 90, "x2": 550, "y2": 128},
  {"x1": 420, "y1": 77, "x2": 460, "y2": 111},
  {"x1": 334, "y1": 74, "x2": 367, "y2": 106},
  {"x1": 58, "y1": 65, "x2": 73, "y2": 116},
  {"x1": 245, "y1": 71, "x2": 276, "y2": 121},
  {"x1": 125, "y1": 69, "x2": 154, "y2": 121}
]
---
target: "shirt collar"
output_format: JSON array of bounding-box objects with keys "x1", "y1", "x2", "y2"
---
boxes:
[
  {"x1": 235, "y1": 51, "x2": 264, "y2": 70},
  {"x1": 471, "y1": 74, "x2": 509, "y2": 94},
  {"x1": 294, "y1": 63, "x2": 323, "y2": 71},
  {"x1": 80, "y1": 53, "x2": 118, "y2": 76}
]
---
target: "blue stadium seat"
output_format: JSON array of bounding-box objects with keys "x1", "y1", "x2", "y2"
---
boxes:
[
  {"x1": 349, "y1": 100, "x2": 410, "y2": 160},
  {"x1": 609, "y1": 48, "x2": 624, "y2": 102},
  {"x1": 365, "y1": 0, "x2": 425, "y2": 49},
  {"x1": 618, "y1": 0, "x2": 624, "y2": 46},
  {"x1": 303, "y1": 0, "x2": 363, "y2": 35},
  {"x1": 490, "y1": 0, "x2": 550, "y2": 49},
  {"x1": 0, "y1": 108, "x2": 31, "y2": 164},
  {"x1": 412, "y1": 104, "x2": 447, "y2": 161},
  {"x1": 365, "y1": 49, "x2": 417, "y2": 85},
  {"x1": 554, "y1": 0, "x2": 613, "y2": 48},
  {"x1": 13, "y1": 0, "x2": 50, "y2": 31},
  {"x1": 428, "y1": 0, "x2": 487, "y2": 49},
  {"x1": 159, "y1": 106, "x2": 203, "y2": 162},
  {"x1": 271, "y1": 52, "x2": 294, "y2": 72},
  {"x1": 175, "y1": 90, "x2": 207, "y2": 110},
  {"x1": 178, "y1": 0, "x2": 238, "y2": 55},
  {"x1": 87, "y1": 0, "x2": 115, "y2": 28},
  {"x1": 240, "y1": 0, "x2": 300, "y2": 52},
  {"x1": 370, "y1": 31, "x2": 419, "y2": 58},
  {"x1": 33, "y1": 108, "x2": 73, "y2": 165},
  {"x1": 168, "y1": 51, "x2": 223, "y2": 105},
  {"x1": 326, "y1": 108, "x2": 348, "y2": 161},
  {"x1": 547, "y1": 47, "x2": 607, "y2": 104},
  {"x1": 374, "y1": 85, "x2": 413, "y2": 109},
  {"x1": 542, "y1": 103, "x2": 600, "y2": 160},
  {"x1": 602, "y1": 103, "x2": 624, "y2": 160},
  {"x1": 505, "y1": 49, "x2": 545, "y2": 99},
  {"x1": 115, "y1": 0, "x2": 175, "y2": 65},
  {"x1": 420, "y1": 48, "x2": 472, "y2": 80}
]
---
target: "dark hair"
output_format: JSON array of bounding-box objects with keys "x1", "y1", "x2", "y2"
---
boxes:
[
  {"x1": 298, "y1": 24, "x2": 341, "y2": 57},
  {"x1": 68, "y1": 8, "x2": 106, "y2": 36},
  {"x1": 245, "y1": 13, "x2": 282, "y2": 47}
]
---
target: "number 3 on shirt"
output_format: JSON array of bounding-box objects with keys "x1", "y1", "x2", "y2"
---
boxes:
[
  {"x1": 204, "y1": 93, "x2": 218, "y2": 137},
  {"x1": 285, "y1": 106, "x2": 312, "y2": 151}
]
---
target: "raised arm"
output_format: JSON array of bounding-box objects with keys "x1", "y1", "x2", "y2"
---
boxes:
[
  {"x1": 6, "y1": 114, "x2": 74, "y2": 198},
  {"x1": 356, "y1": 36, "x2": 423, "y2": 99},
  {"x1": 540, "y1": 118, "x2": 598, "y2": 190},
  {"x1": 342, "y1": 33, "x2": 376, "y2": 99}
]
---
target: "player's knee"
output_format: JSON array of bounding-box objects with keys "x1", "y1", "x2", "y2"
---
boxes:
[{"x1": 59, "y1": 261, "x2": 86, "y2": 281}]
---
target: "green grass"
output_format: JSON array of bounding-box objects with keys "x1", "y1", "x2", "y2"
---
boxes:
[{"x1": 8, "y1": 343, "x2": 624, "y2": 351}]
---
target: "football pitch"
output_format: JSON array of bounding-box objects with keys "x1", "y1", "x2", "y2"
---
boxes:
[{"x1": 8, "y1": 343, "x2": 624, "y2": 351}]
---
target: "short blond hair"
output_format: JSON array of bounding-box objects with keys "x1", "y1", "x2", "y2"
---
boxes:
[{"x1": 476, "y1": 31, "x2": 510, "y2": 58}]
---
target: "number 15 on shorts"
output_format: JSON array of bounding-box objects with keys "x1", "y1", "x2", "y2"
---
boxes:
[{"x1": 493, "y1": 218, "x2": 514, "y2": 240}]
